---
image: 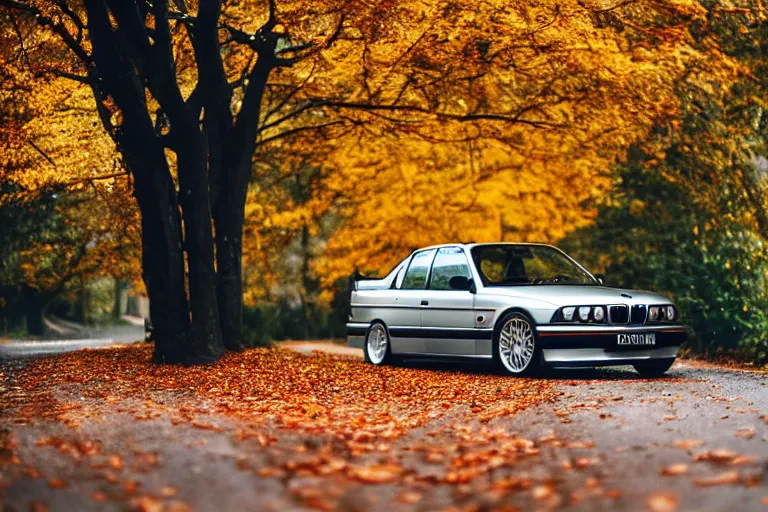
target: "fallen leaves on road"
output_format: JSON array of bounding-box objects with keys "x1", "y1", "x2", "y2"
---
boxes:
[
  {"x1": 5, "y1": 344, "x2": 558, "y2": 444},
  {"x1": 693, "y1": 449, "x2": 738, "y2": 464},
  {"x1": 673, "y1": 439, "x2": 704, "y2": 449},
  {"x1": 691, "y1": 449, "x2": 759, "y2": 468},
  {"x1": 647, "y1": 491, "x2": 678, "y2": 512},
  {"x1": 348, "y1": 464, "x2": 403, "y2": 483},
  {"x1": 1, "y1": 344, "x2": 566, "y2": 510},
  {"x1": 735, "y1": 427, "x2": 756, "y2": 439},
  {"x1": 3, "y1": 344, "x2": 762, "y2": 511},
  {"x1": 660, "y1": 463, "x2": 688, "y2": 476},
  {"x1": 692, "y1": 470, "x2": 741, "y2": 487}
]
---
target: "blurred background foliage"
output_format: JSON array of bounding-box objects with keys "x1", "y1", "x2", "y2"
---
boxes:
[
  {"x1": 1, "y1": 0, "x2": 766, "y2": 362},
  {"x1": 564, "y1": 0, "x2": 768, "y2": 362}
]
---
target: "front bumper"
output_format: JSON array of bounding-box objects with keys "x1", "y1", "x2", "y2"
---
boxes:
[{"x1": 536, "y1": 324, "x2": 686, "y2": 367}]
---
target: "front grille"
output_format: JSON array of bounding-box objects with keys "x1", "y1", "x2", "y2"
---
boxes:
[
  {"x1": 631, "y1": 305, "x2": 647, "y2": 324},
  {"x1": 609, "y1": 305, "x2": 629, "y2": 324}
]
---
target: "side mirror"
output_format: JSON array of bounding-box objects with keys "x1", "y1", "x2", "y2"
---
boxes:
[
  {"x1": 449, "y1": 276, "x2": 475, "y2": 292},
  {"x1": 594, "y1": 273, "x2": 605, "y2": 285}
]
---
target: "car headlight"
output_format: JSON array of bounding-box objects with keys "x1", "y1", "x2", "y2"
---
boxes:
[
  {"x1": 593, "y1": 306, "x2": 605, "y2": 322},
  {"x1": 554, "y1": 305, "x2": 608, "y2": 323},
  {"x1": 665, "y1": 306, "x2": 676, "y2": 321},
  {"x1": 649, "y1": 307, "x2": 660, "y2": 321}
]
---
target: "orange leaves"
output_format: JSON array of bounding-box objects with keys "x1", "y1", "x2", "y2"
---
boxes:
[
  {"x1": 692, "y1": 470, "x2": 741, "y2": 487},
  {"x1": 189, "y1": 420, "x2": 224, "y2": 432},
  {"x1": 3, "y1": 342, "x2": 558, "y2": 506},
  {"x1": 47, "y1": 478, "x2": 69, "y2": 489},
  {"x1": 660, "y1": 463, "x2": 689, "y2": 476},
  {"x1": 647, "y1": 492, "x2": 678, "y2": 512},
  {"x1": 673, "y1": 439, "x2": 704, "y2": 449},
  {"x1": 735, "y1": 427, "x2": 756, "y2": 439},
  {"x1": 348, "y1": 463, "x2": 403, "y2": 483},
  {"x1": 693, "y1": 449, "x2": 740, "y2": 465},
  {"x1": 396, "y1": 490, "x2": 423, "y2": 504},
  {"x1": 35, "y1": 436, "x2": 102, "y2": 461}
]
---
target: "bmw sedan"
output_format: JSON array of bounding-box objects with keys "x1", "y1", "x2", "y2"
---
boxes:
[{"x1": 346, "y1": 243, "x2": 686, "y2": 376}]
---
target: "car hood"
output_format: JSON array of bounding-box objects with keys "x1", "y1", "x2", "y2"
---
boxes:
[{"x1": 478, "y1": 285, "x2": 673, "y2": 307}]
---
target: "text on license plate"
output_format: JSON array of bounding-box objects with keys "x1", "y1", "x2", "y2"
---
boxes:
[{"x1": 617, "y1": 333, "x2": 656, "y2": 346}]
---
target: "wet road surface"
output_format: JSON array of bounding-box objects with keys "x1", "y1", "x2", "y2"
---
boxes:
[{"x1": 0, "y1": 342, "x2": 765, "y2": 511}]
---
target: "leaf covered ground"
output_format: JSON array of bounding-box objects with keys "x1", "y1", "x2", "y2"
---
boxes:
[
  {"x1": 1, "y1": 344, "x2": 562, "y2": 510},
  {"x1": 1, "y1": 344, "x2": 767, "y2": 511}
]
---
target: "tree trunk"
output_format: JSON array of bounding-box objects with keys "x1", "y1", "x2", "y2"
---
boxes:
[
  {"x1": 125, "y1": 139, "x2": 192, "y2": 364},
  {"x1": 177, "y1": 132, "x2": 225, "y2": 363},
  {"x1": 212, "y1": 166, "x2": 248, "y2": 351},
  {"x1": 112, "y1": 279, "x2": 124, "y2": 321},
  {"x1": 300, "y1": 224, "x2": 312, "y2": 338},
  {"x1": 76, "y1": 275, "x2": 88, "y2": 324},
  {"x1": 24, "y1": 288, "x2": 44, "y2": 336},
  {"x1": 212, "y1": 56, "x2": 275, "y2": 352}
]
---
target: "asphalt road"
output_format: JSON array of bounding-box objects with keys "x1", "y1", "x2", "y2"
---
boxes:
[
  {"x1": 0, "y1": 338, "x2": 142, "y2": 359},
  {"x1": 272, "y1": 345, "x2": 768, "y2": 510},
  {"x1": 0, "y1": 325, "x2": 144, "y2": 359},
  {"x1": 1, "y1": 342, "x2": 766, "y2": 511}
]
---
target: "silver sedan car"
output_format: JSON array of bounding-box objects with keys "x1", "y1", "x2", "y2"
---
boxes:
[{"x1": 347, "y1": 243, "x2": 686, "y2": 376}]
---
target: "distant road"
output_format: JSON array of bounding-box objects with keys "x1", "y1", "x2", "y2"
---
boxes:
[
  {"x1": 0, "y1": 320, "x2": 144, "y2": 359},
  {"x1": 0, "y1": 337, "x2": 142, "y2": 359}
]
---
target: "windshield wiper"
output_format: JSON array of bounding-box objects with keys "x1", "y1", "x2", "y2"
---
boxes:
[{"x1": 532, "y1": 275, "x2": 574, "y2": 285}]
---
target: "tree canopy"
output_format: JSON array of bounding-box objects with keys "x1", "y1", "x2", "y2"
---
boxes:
[{"x1": 1, "y1": 0, "x2": 765, "y2": 361}]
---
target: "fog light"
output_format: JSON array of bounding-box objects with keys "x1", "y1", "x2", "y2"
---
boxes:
[
  {"x1": 593, "y1": 306, "x2": 605, "y2": 322},
  {"x1": 649, "y1": 307, "x2": 660, "y2": 321},
  {"x1": 578, "y1": 306, "x2": 591, "y2": 321},
  {"x1": 665, "y1": 306, "x2": 675, "y2": 321},
  {"x1": 562, "y1": 307, "x2": 575, "y2": 321}
]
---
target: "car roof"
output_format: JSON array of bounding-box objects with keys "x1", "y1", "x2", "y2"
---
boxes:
[{"x1": 416, "y1": 242, "x2": 559, "y2": 252}]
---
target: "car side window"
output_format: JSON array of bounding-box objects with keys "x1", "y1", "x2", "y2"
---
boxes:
[
  {"x1": 429, "y1": 247, "x2": 472, "y2": 290},
  {"x1": 401, "y1": 249, "x2": 437, "y2": 289}
]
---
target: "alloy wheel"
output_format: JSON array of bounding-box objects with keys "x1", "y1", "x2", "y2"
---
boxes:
[
  {"x1": 499, "y1": 317, "x2": 535, "y2": 373},
  {"x1": 366, "y1": 323, "x2": 389, "y2": 364}
]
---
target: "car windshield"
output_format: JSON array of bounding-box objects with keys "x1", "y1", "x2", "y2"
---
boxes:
[{"x1": 470, "y1": 245, "x2": 598, "y2": 286}]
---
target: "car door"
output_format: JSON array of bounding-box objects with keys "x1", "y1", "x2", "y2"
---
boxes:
[
  {"x1": 388, "y1": 248, "x2": 437, "y2": 354},
  {"x1": 421, "y1": 247, "x2": 477, "y2": 355}
]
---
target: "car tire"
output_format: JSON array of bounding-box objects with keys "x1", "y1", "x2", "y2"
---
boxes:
[
  {"x1": 633, "y1": 358, "x2": 675, "y2": 377},
  {"x1": 364, "y1": 321, "x2": 392, "y2": 366},
  {"x1": 494, "y1": 311, "x2": 540, "y2": 376}
]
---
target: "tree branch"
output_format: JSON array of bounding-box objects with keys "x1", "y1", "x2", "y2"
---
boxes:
[
  {"x1": 315, "y1": 101, "x2": 564, "y2": 128},
  {"x1": 27, "y1": 140, "x2": 57, "y2": 168},
  {"x1": 258, "y1": 121, "x2": 344, "y2": 146},
  {"x1": 62, "y1": 171, "x2": 130, "y2": 187}
]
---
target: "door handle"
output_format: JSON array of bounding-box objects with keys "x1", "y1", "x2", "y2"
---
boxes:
[{"x1": 421, "y1": 300, "x2": 429, "y2": 306}]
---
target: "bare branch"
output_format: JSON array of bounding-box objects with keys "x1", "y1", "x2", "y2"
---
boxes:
[
  {"x1": 47, "y1": 69, "x2": 89, "y2": 83},
  {"x1": 1, "y1": 0, "x2": 92, "y2": 65},
  {"x1": 27, "y1": 140, "x2": 57, "y2": 168},
  {"x1": 261, "y1": 61, "x2": 318, "y2": 123},
  {"x1": 275, "y1": 41, "x2": 314, "y2": 55},
  {"x1": 62, "y1": 171, "x2": 130, "y2": 187},
  {"x1": 258, "y1": 121, "x2": 344, "y2": 146},
  {"x1": 314, "y1": 101, "x2": 564, "y2": 128}
]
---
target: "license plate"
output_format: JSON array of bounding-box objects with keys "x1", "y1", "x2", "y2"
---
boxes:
[{"x1": 617, "y1": 333, "x2": 656, "y2": 346}]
